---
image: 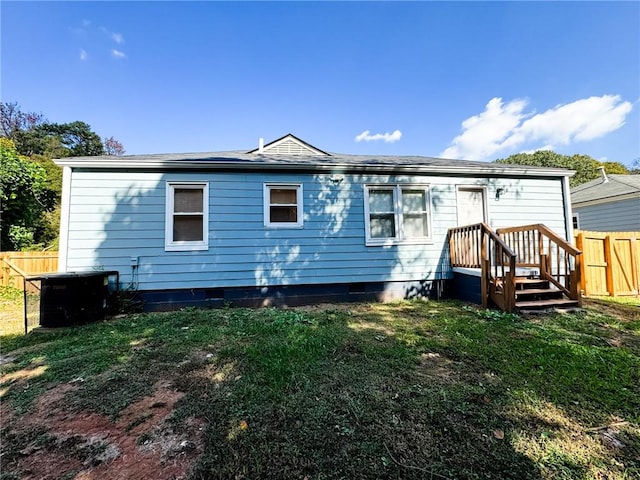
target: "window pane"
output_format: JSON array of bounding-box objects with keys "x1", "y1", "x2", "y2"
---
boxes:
[
  {"x1": 370, "y1": 214, "x2": 395, "y2": 238},
  {"x1": 402, "y1": 190, "x2": 426, "y2": 213},
  {"x1": 270, "y1": 206, "x2": 297, "y2": 223},
  {"x1": 270, "y1": 189, "x2": 297, "y2": 205},
  {"x1": 403, "y1": 214, "x2": 428, "y2": 238},
  {"x1": 174, "y1": 215, "x2": 203, "y2": 241},
  {"x1": 174, "y1": 189, "x2": 203, "y2": 213},
  {"x1": 369, "y1": 190, "x2": 394, "y2": 213}
]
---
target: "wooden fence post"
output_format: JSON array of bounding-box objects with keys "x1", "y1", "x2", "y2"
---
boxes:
[
  {"x1": 630, "y1": 236, "x2": 639, "y2": 296},
  {"x1": 604, "y1": 235, "x2": 615, "y2": 296},
  {"x1": 575, "y1": 232, "x2": 585, "y2": 297}
]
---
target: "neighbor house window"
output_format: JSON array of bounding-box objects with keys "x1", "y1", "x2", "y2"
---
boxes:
[
  {"x1": 264, "y1": 184, "x2": 303, "y2": 227},
  {"x1": 572, "y1": 213, "x2": 580, "y2": 230},
  {"x1": 165, "y1": 182, "x2": 209, "y2": 251},
  {"x1": 364, "y1": 185, "x2": 431, "y2": 245}
]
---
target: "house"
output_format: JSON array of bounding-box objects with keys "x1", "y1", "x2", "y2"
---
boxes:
[
  {"x1": 571, "y1": 168, "x2": 640, "y2": 232},
  {"x1": 54, "y1": 134, "x2": 577, "y2": 310}
]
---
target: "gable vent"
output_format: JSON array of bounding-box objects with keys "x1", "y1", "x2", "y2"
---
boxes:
[
  {"x1": 270, "y1": 138, "x2": 311, "y2": 155},
  {"x1": 248, "y1": 134, "x2": 330, "y2": 156}
]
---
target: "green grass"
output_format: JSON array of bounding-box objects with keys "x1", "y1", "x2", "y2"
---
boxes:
[
  {"x1": 0, "y1": 285, "x2": 40, "y2": 336},
  {"x1": 1, "y1": 300, "x2": 639, "y2": 479},
  {"x1": 586, "y1": 295, "x2": 640, "y2": 307}
]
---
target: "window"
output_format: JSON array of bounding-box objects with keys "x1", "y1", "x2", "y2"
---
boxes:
[
  {"x1": 364, "y1": 185, "x2": 431, "y2": 245},
  {"x1": 165, "y1": 182, "x2": 209, "y2": 251},
  {"x1": 264, "y1": 184, "x2": 303, "y2": 227},
  {"x1": 572, "y1": 213, "x2": 580, "y2": 230}
]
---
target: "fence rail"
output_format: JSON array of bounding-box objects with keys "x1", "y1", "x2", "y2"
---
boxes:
[
  {"x1": 1, "y1": 251, "x2": 59, "y2": 290},
  {"x1": 574, "y1": 231, "x2": 639, "y2": 297}
]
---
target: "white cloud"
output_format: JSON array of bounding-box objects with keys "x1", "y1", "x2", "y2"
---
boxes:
[
  {"x1": 111, "y1": 32, "x2": 124, "y2": 44},
  {"x1": 79, "y1": 49, "x2": 88, "y2": 61},
  {"x1": 441, "y1": 95, "x2": 633, "y2": 161},
  {"x1": 355, "y1": 129, "x2": 402, "y2": 143},
  {"x1": 111, "y1": 49, "x2": 126, "y2": 59},
  {"x1": 82, "y1": 19, "x2": 91, "y2": 27}
]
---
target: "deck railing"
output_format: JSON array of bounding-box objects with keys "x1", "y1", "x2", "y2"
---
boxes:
[
  {"x1": 449, "y1": 223, "x2": 517, "y2": 311},
  {"x1": 497, "y1": 224, "x2": 582, "y2": 304}
]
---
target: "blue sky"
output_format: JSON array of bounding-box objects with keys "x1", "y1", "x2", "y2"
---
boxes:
[{"x1": 2, "y1": 1, "x2": 639, "y2": 165}]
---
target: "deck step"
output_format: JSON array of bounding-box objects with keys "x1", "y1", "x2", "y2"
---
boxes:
[
  {"x1": 515, "y1": 278, "x2": 549, "y2": 285},
  {"x1": 515, "y1": 278, "x2": 547, "y2": 284},
  {"x1": 515, "y1": 298, "x2": 580, "y2": 310},
  {"x1": 515, "y1": 278, "x2": 550, "y2": 290},
  {"x1": 515, "y1": 288, "x2": 563, "y2": 297}
]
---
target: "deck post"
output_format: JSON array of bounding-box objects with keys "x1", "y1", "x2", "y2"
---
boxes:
[{"x1": 481, "y1": 231, "x2": 488, "y2": 308}]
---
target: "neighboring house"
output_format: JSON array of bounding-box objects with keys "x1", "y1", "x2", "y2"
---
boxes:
[
  {"x1": 571, "y1": 169, "x2": 640, "y2": 232},
  {"x1": 54, "y1": 134, "x2": 575, "y2": 310}
]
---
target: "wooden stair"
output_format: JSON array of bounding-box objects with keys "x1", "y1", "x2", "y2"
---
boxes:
[
  {"x1": 448, "y1": 223, "x2": 583, "y2": 313},
  {"x1": 514, "y1": 277, "x2": 580, "y2": 311}
]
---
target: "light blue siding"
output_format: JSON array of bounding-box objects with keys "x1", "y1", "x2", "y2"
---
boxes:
[
  {"x1": 574, "y1": 198, "x2": 640, "y2": 232},
  {"x1": 64, "y1": 171, "x2": 568, "y2": 290}
]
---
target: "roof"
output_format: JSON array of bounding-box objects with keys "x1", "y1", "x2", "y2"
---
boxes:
[
  {"x1": 54, "y1": 135, "x2": 574, "y2": 178},
  {"x1": 571, "y1": 174, "x2": 640, "y2": 205}
]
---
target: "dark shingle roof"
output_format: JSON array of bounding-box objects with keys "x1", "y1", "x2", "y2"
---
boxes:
[
  {"x1": 55, "y1": 149, "x2": 574, "y2": 178},
  {"x1": 571, "y1": 174, "x2": 640, "y2": 204}
]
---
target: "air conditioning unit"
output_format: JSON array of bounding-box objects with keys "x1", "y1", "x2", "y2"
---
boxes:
[{"x1": 29, "y1": 271, "x2": 120, "y2": 327}]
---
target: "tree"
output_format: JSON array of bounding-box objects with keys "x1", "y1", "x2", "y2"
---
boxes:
[
  {"x1": 33, "y1": 121, "x2": 105, "y2": 157},
  {"x1": 495, "y1": 151, "x2": 630, "y2": 187},
  {"x1": 0, "y1": 101, "x2": 45, "y2": 140},
  {"x1": 104, "y1": 136, "x2": 125, "y2": 155},
  {"x1": 0, "y1": 138, "x2": 51, "y2": 250},
  {"x1": 0, "y1": 102, "x2": 125, "y2": 249}
]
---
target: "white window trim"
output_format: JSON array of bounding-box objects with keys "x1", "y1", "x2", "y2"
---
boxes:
[
  {"x1": 364, "y1": 184, "x2": 433, "y2": 246},
  {"x1": 263, "y1": 183, "x2": 304, "y2": 228},
  {"x1": 572, "y1": 212, "x2": 580, "y2": 230},
  {"x1": 165, "y1": 182, "x2": 209, "y2": 251}
]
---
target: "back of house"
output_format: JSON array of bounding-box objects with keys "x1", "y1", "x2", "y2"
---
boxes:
[{"x1": 55, "y1": 134, "x2": 574, "y2": 310}]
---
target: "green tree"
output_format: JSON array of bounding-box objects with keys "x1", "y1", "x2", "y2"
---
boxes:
[
  {"x1": 1, "y1": 102, "x2": 125, "y2": 249},
  {"x1": 0, "y1": 138, "x2": 52, "y2": 250},
  {"x1": 495, "y1": 151, "x2": 629, "y2": 187},
  {"x1": 16, "y1": 121, "x2": 105, "y2": 157}
]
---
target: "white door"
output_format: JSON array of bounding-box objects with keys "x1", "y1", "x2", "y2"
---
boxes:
[{"x1": 457, "y1": 188, "x2": 486, "y2": 226}]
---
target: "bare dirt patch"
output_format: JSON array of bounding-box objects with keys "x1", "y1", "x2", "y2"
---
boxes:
[{"x1": 5, "y1": 380, "x2": 205, "y2": 480}]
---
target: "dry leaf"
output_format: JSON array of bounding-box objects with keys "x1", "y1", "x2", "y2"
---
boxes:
[{"x1": 493, "y1": 429, "x2": 505, "y2": 439}]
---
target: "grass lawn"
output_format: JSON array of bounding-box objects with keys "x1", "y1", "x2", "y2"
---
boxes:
[
  {"x1": 0, "y1": 286, "x2": 39, "y2": 336},
  {"x1": 1, "y1": 299, "x2": 638, "y2": 479}
]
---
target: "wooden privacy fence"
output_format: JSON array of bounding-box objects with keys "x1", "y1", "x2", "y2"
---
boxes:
[
  {"x1": 574, "y1": 231, "x2": 640, "y2": 297},
  {"x1": 1, "y1": 251, "x2": 59, "y2": 290}
]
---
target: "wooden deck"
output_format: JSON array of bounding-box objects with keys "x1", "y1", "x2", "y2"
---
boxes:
[{"x1": 449, "y1": 223, "x2": 582, "y2": 312}]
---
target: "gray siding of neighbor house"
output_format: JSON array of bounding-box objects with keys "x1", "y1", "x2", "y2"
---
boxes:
[
  {"x1": 574, "y1": 198, "x2": 640, "y2": 232},
  {"x1": 63, "y1": 170, "x2": 568, "y2": 292}
]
